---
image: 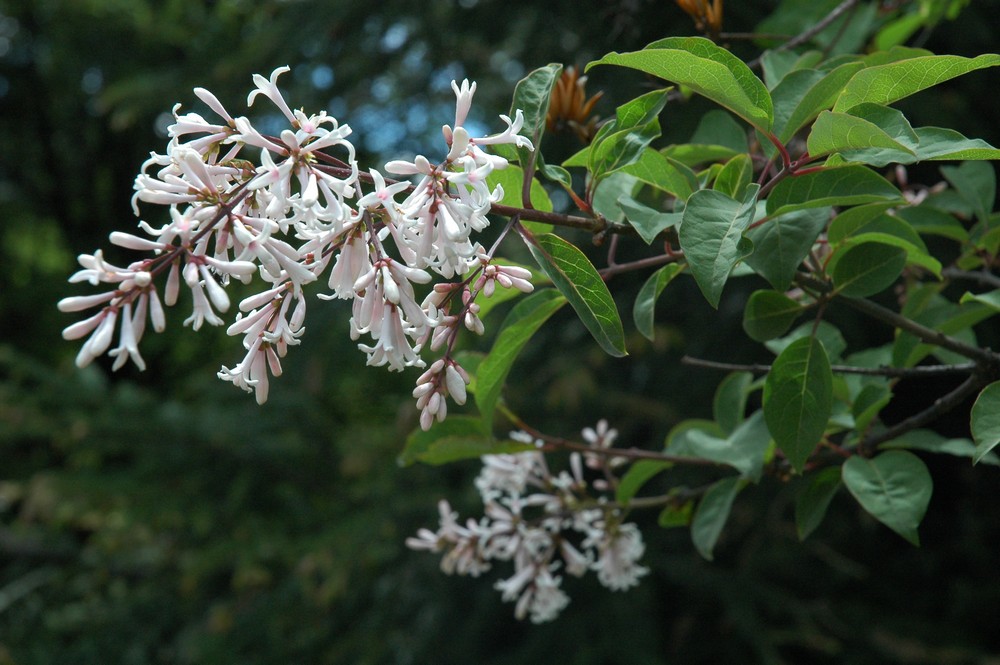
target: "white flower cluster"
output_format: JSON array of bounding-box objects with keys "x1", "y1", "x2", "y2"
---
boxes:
[
  {"x1": 59, "y1": 67, "x2": 534, "y2": 420},
  {"x1": 407, "y1": 423, "x2": 649, "y2": 623}
]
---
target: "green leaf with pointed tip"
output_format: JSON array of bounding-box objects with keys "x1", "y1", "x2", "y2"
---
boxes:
[
  {"x1": 539, "y1": 162, "x2": 572, "y2": 188},
  {"x1": 880, "y1": 429, "x2": 1000, "y2": 467},
  {"x1": 842, "y1": 450, "x2": 932, "y2": 545},
  {"x1": 960, "y1": 289, "x2": 1000, "y2": 312},
  {"x1": 679, "y1": 184, "x2": 761, "y2": 308},
  {"x1": 745, "y1": 207, "x2": 830, "y2": 291},
  {"x1": 773, "y1": 62, "x2": 866, "y2": 142},
  {"x1": 674, "y1": 411, "x2": 772, "y2": 481},
  {"x1": 617, "y1": 460, "x2": 674, "y2": 505},
  {"x1": 767, "y1": 321, "x2": 847, "y2": 361},
  {"x1": 832, "y1": 241, "x2": 907, "y2": 298},
  {"x1": 909, "y1": 127, "x2": 1000, "y2": 161},
  {"x1": 972, "y1": 381, "x2": 1000, "y2": 464},
  {"x1": 588, "y1": 37, "x2": 773, "y2": 131},
  {"x1": 589, "y1": 120, "x2": 662, "y2": 183},
  {"x1": 714, "y1": 154, "x2": 754, "y2": 199},
  {"x1": 591, "y1": 172, "x2": 638, "y2": 223},
  {"x1": 476, "y1": 289, "x2": 567, "y2": 428},
  {"x1": 659, "y1": 499, "x2": 694, "y2": 528},
  {"x1": 662, "y1": 143, "x2": 741, "y2": 167},
  {"x1": 761, "y1": 49, "x2": 804, "y2": 89},
  {"x1": 743, "y1": 290, "x2": 804, "y2": 342},
  {"x1": 621, "y1": 149, "x2": 698, "y2": 200},
  {"x1": 941, "y1": 162, "x2": 996, "y2": 226},
  {"x1": 806, "y1": 110, "x2": 916, "y2": 160},
  {"x1": 508, "y1": 63, "x2": 563, "y2": 165},
  {"x1": 399, "y1": 416, "x2": 528, "y2": 466},
  {"x1": 766, "y1": 165, "x2": 903, "y2": 217},
  {"x1": 486, "y1": 164, "x2": 553, "y2": 212},
  {"x1": 525, "y1": 233, "x2": 627, "y2": 357},
  {"x1": 633, "y1": 263, "x2": 684, "y2": 340},
  {"x1": 713, "y1": 371, "x2": 753, "y2": 435},
  {"x1": 691, "y1": 476, "x2": 746, "y2": 561},
  {"x1": 833, "y1": 53, "x2": 1000, "y2": 112},
  {"x1": 618, "y1": 197, "x2": 681, "y2": 245},
  {"x1": 690, "y1": 109, "x2": 750, "y2": 152},
  {"x1": 795, "y1": 466, "x2": 842, "y2": 540},
  {"x1": 764, "y1": 336, "x2": 833, "y2": 473},
  {"x1": 827, "y1": 203, "x2": 911, "y2": 244},
  {"x1": 837, "y1": 232, "x2": 941, "y2": 278}
]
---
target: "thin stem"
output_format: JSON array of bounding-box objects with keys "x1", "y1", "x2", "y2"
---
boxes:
[
  {"x1": 774, "y1": 0, "x2": 859, "y2": 52},
  {"x1": 600, "y1": 253, "x2": 681, "y2": 280},
  {"x1": 681, "y1": 355, "x2": 978, "y2": 378},
  {"x1": 942, "y1": 267, "x2": 1000, "y2": 290}
]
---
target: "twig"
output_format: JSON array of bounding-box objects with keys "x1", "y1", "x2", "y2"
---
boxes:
[
  {"x1": 681, "y1": 355, "x2": 978, "y2": 378},
  {"x1": 774, "y1": 0, "x2": 860, "y2": 52},
  {"x1": 942, "y1": 267, "x2": 1000, "y2": 290}
]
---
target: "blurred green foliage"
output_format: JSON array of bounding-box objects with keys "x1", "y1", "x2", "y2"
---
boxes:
[{"x1": 2, "y1": 0, "x2": 1000, "y2": 663}]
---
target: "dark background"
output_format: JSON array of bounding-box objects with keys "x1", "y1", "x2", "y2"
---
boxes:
[{"x1": 1, "y1": 1, "x2": 999, "y2": 663}]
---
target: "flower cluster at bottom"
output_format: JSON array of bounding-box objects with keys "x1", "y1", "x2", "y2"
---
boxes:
[{"x1": 407, "y1": 425, "x2": 648, "y2": 623}]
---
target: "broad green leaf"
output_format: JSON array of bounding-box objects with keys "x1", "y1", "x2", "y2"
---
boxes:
[
  {"x1": 842, "y1": 450, "x2": 933, "y2": 545},
  {"x1": 525, "y1": 233, "x2": 627, "y2": 357},
  {"x1": 806, "y1": 110, "x2": 916, "y2": 160},
  {"x1": 960, "y1": 289, "x2": 1000, "y2": 312},
  {"x1": 827, "y1": 204, "x2": 915, "y2": 245},
  {"x1": 399, "y1": 416, "x2": 525, "y2": 466},
  {"x1": 538, "y1": 162, "x2": 572, "y2": 188},
  {"x1": 833, "y1": 53, "x2": 1000, "y2": 112},
  {"x1": 773, "y1": 62, "x2": 866, "y2": 142},
  {"x1": 486, "y1": 164, "x2": 553, "y2": 212},
  {"x1": 743, "y1": 290, "x2": 804, "y2": 342},
  {"x1": 714, "y1": 154, "x2": 753, "y2": 199},
  {"x1": 618, "y1": 197, "x2": 682, "y2": 245},
  {"x1": 508, "y1": 63, "x2": 563, "y2": 165},
  {"x1": 633, "y1": 263, "x2": 684, "y2": 341},
  {"x1": 662, "y1": 144, "x2": 740, "y2": 167},
  {"x1": 621, "y1": 148, "x2": 698, "y2": 200},
  {"x1": 658, "y1": 499, "x2": 694, "y2": 528},
  {"x1": 713, "y1": 371, "x2": 753, "y2": 435},
  {"x1": 766, "y1": 320, "x2": 847, "y2": 360},
  {"x1": 476, "y1": 289, "x2": 567, "y2": 428},
  {"x1": 941, "y1": 162, "x2": 996, "y2": 225},
  {"x1": 588, "y1": 119, "x2": 662, "y2": 182},
  {"x1": 851, "y1": 383, "x2": 892, "y2": 433},
  {"x1": 745, "y1": 207, "x2": 830, "y2": 291},
  {"x1": 881, "y1": 429, "x2": 1000, "y2": 467},
  {"x1": 795, "y1": 467, "x2": 842, "y2": 540},
  {"x1": 591, "y1": 172, "x2": 638, "y2": 223},
  {"x1": 617, "y1": 460, "x2": 673, "y2": 505},
  {"x1": 837, "y1": 232, "x2": 941, "y2": 278},
  {"x1": 689, "y1": 109, "x2": 750, "y2": 152},
  {"x1": 972, "y1": 381, "x2": 1000, "y2": 464},
  {"x1": 679, "y1": 184, "x2": 761, "y2": 308},
  {"x1": 892, "y1": 292, "x2": 993, "y2": 367},
  {"x1": 691, "y1": 476, "x2": 746, "y2": 561},
  {"x1": 766, "y1": 165, "x2": 903, "y2": 217},
  {"x1": 911, "y1": 127, "x2": 1000, "y2": 162},
  {"x1": 588, "y1": 37, "x2": 773, "y2": 131},
  {"x1": 832, "y1": 241, "x2": 907, "y2": 298},
  {"x1": 763, "y1": 336, "x2": 833, "y2": 473},
  {"x1": 761, "y1": 49, "x2": 804, "y2": 88},
  {"x1": 675, "y1": 411, "x2": 772, "y2": 481}
]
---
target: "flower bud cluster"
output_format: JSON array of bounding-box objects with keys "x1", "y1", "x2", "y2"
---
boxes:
[
  {"x1": 407, "y1": 422, "x2": 649, "y2": 623},
  {"x1": 60, "y1": 67, "x2": 534, "y2": 420}
]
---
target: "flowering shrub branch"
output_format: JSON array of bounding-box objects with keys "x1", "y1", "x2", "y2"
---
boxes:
[{"x1": 61, "y1": 2, "x2": 1000, "y2": 623}]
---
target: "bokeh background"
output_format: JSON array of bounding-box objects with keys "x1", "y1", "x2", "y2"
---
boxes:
[{"x1": 2, "y1": 1, "x2": 1000, "y2": 663}]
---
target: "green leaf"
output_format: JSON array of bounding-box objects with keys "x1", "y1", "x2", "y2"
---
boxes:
[
  {"x1": 618, "y1": 197, "x2": 682, "y2": 245},
  {"x1": 690, "y1": 110, "x2": 750, "y2": 152},
  {"x1": 941, "y1": 162, "x2": 996, "y2": 226},
  {"x1": 713, "y1": 154, "x2": 753, "y2": 199},
  {"x1": 616, "y1": 460, "x2": 673, "y2": 505},
  {"x1": 806, "y1": 110, "x2": 916, "y2": 160},
  {"x1": 620, "y1": 148, "x2": 698, "y2": 200},
  {"x1": 743, "y1": 290, "x2": 804, "y2": 342},
  {"x1": 588, "y1": 37, "x2": 773, "y2": 131},
  {"x1": 632, "y1": 263, "x2": 684, "y2": 341},
  {"x1": 588, "y1": 119, "x2": 663, "y2": 183},
  {"x1": 679, "y1": 184, "x2": 760, "y2": 308},
  {"x1": 831, "y1": 241, "x2": 907, "y2": 298},
  {"x1": 745, "y1": 207, "x2": 830, "y2": 291},
  {"x1": 675, "y1": 411, "x2": 773, "y2": 481},
  {"x1": 486, "y1": 164, "x2": 553, "y2": 212},
  {"x1": 766, "y1": 321, "x2": 847, "y2": 361},
  {"x1": 833, "y1": 53, "x2": 1000, "y2": 112},
  {"x1": 880, "y1": 429, "x2": 1000, "y2": 467},
  {"x1": 538, "y1": 162, "x2": 572, "y2": 188},
  {"x1": 591, "y1": 172, "x2": 638, "y2": 223},
  {"x1": 971, "y1": 381, "x2": 1000, "y2": 464},
  {"x1": 658, "y1": 499, "x2": 694, "y2": 528},
  {"x1": 399, "y1": 416, "x2": 515, "y2": 466},
  {"x1": 837, "y1": 232, "x2": 941, "y2": 278},
  {"x1": 852, "y1": 383, "x2": 892, "y2": 433},
  {"x1": 959, "y1": 289, "x2": 1000, "y2": 312},
  {"x1": 842, "y1": 450, "x2": 933, "y2": 545},
  {"x1": 761, "y1": 49, "x2": 804, "y2": 89},
  {"x1": 827, "y1": 203, "x2": 913, "y2": 244},
  {"x1": 691, "y1": 476, "x2": 745, "y2": 561},
  {"x1": 894, "y1": 206, "x2": 968, "y2": 242},
  {"x1": 713, "y1": 371, "x2": 754, "y2": 435},
  {"x1": 662, "y1": 143, "x2": 740, "y2": 168},
  {"x1": 763, "y1": 336, "x2": 833, "y2": 473},
  {"x1": 508, "y1": 63, "x2": 563, "y2": 165},
  {"x1": 892, "y1": 290, "x2": 994, "y2": 367},
  {"x1": 766, "y1": 165, "x2": 903, "y2": 217},
  {"x1": 772, "y1": 62, "x2": 866, "y2": 142},
  {"x1": 795, "y1": 466, "x2": 842, "y2": 540},
  {"x1": 476, "y1": 289, "x2": 567, "y2": 428},
  {"x1": 525, "y1": 233, "x2": 627, "y2": 357}
]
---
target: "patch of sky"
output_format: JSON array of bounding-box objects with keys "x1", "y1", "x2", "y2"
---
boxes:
[
  {"x1": 381, "y1": 22, "x2": 408, "y2": 52},
  {"x1": 311, "y1": 65, "x2": 334, "y2": 90},
  {"x1": 430, "y1": 62, "x2": 465, "y2": 92}
]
